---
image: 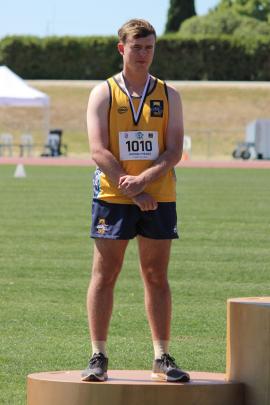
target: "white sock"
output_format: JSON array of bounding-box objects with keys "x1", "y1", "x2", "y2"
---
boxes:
[
  {"x1": 153, "y1": 340, "x2": 169, "y2": 359},
  {"x1": 91, "y1": 341, "x2": 107, "y2": 357}
]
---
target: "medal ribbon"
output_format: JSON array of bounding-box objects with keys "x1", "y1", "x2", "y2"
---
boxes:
[{"x1": 121, "y1": 72, "x2": 151, "y2": 124}]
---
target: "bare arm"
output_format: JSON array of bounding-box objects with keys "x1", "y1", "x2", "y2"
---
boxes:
[
  {"x1": 87, "y1": 82, "x2": 126, "y2": 185},
  {"x1": 118, "y1": 85, "x2": 184, "y2": 196}
]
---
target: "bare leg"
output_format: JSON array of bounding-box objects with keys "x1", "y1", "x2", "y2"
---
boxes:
[
  {"x1": 87, "y1": 239, "x2": 129, "y2": 341},
  {"x1": 137, "y1": 236, "x2": 172, "y2": 341}
]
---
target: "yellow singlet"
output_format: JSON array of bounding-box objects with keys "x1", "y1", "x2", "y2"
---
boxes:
[{"x1": 93, "y1": 75, "x2": 176, "y2": 204}]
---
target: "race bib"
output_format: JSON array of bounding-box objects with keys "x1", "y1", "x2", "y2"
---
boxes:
[{"x1": 119, "y1": 131, "x2": 159, "y2": 161}]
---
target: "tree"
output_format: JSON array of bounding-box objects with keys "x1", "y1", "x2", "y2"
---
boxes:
[
  {"x1": 180, "y1": 9, "x2": 270, "y2": 37},
  {"x1": 165, "y1": 0, "x2": 196, "y2": 33},
  {"x1": 216, "y1": 0, "x2": 270, "y2": 21}
]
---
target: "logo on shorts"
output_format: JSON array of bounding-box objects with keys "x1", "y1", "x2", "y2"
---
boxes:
[
  {"x1": 150, "y1": 100, "x2": 163, "y2": 117},
  {"x1": 118, "y1": 106, "x2": 128, "y2": 114},
  {"x1": 97, "y1": 218, "x2": 109, "y2": 235}
]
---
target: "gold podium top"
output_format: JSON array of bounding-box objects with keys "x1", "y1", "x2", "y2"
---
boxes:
[{"x1": 228, "y1": 297, "x2": 270, "y2": 306}]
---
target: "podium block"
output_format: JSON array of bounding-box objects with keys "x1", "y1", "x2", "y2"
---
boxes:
[
  {"x1": 27, "y1": 370, "x2": 243, "y2": 405},
  {"x1": 226, "y1": 297, "x2": 270, "y2": 405}
]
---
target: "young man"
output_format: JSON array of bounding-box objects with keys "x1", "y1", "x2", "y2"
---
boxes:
[{"x1": 81, "y1": 19, "x2": 190, "y2": 383}]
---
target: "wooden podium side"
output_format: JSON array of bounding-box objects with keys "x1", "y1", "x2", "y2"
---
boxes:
[
  {"x1": 27, "y1": 370, "x2": 244, "y2": 405},
  {"x1": 226, "y1": 297, "x2": 270, "y2": 405}
]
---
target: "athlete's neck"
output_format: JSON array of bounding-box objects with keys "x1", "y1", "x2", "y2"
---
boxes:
[{"x1": 122, "y1": 68, "x2": 150, "y2": 96}]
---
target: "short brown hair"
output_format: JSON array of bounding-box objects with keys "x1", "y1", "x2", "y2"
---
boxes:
[{"x1": 118, "y1": 19, "x2": 156, "y2": 43}]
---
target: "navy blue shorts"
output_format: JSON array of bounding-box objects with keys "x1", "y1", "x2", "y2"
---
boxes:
[{"x1": 91, "y1": 199, "x2": 179, "y2": 240}]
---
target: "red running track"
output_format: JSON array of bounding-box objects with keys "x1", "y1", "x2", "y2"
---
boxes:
[{"x1": 0, "y1": 156, "x2": 270, "y2": 169}]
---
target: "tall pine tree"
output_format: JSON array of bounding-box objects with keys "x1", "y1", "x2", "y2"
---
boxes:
[{"x1": 165, "y1": 0, "x2": 196, "y2": 33}]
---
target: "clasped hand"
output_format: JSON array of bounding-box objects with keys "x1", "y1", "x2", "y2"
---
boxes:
[
  {"x1": 132, "y1": 193, "x2": 158, "y2": 211},
  {"x1": 118, "y1": 175, "x2": 145, "y2": 197},
  {"x1": 118, "y1": 175, "x2": 157, "y2": 211}
]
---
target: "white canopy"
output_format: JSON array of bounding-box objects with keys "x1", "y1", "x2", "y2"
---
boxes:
[{"x1": 0, "y1": 65, "x2": 49, "y2": 107}]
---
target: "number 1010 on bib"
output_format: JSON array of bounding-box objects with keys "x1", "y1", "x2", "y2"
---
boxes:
[{"x1": 119, "y1": 131, "x2": 159, "y2": 161}]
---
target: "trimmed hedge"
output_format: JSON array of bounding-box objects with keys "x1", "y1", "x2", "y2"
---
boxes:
[
  {"x1": 0, "y1": 36, "x2": 122, "y2": 79},
  {"x1": 0, "y1": 35, "x2": 269, "y2": 80}
]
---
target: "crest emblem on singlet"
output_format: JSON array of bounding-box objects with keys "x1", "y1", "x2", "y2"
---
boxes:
[
  {"x1": 118, "y1": 106, "x2": 128, "y2": 114},
  {"x1": 150, "y1": 100, "x2": 163, "y2": 117}
]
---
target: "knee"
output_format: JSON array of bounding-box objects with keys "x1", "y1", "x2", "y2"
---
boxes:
[
  {"x1": 92, "y1": 261, "x2": 122, "y2": 289},
  {"x1": 142, "y1": 268, "x2": 169, "y2": 289}
]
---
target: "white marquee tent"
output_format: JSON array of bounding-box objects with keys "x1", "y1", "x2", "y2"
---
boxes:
[
  {"x1": 0, "y1": 65, "x2": 50, "y2": 142},
  {"x1": 0, "y1": 65, "x2": 49, "y2": 107}
]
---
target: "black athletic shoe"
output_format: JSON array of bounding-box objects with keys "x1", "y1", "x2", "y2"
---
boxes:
[
  {"x1": 81, "y1": 352, "x2": 108, "y2": 382},
  {"x1": 151, "y1": 353, "x2": 190, "y2": 382}
]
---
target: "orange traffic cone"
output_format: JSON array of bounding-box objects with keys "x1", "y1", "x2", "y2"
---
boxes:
[{"x1": 182, "y1": 152, "x2": 189, "y2": 161}]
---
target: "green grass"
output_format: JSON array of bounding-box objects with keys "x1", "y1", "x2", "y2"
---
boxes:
[{"x1": 0, "y1": 165, "x2": 270, "y2": 404}]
